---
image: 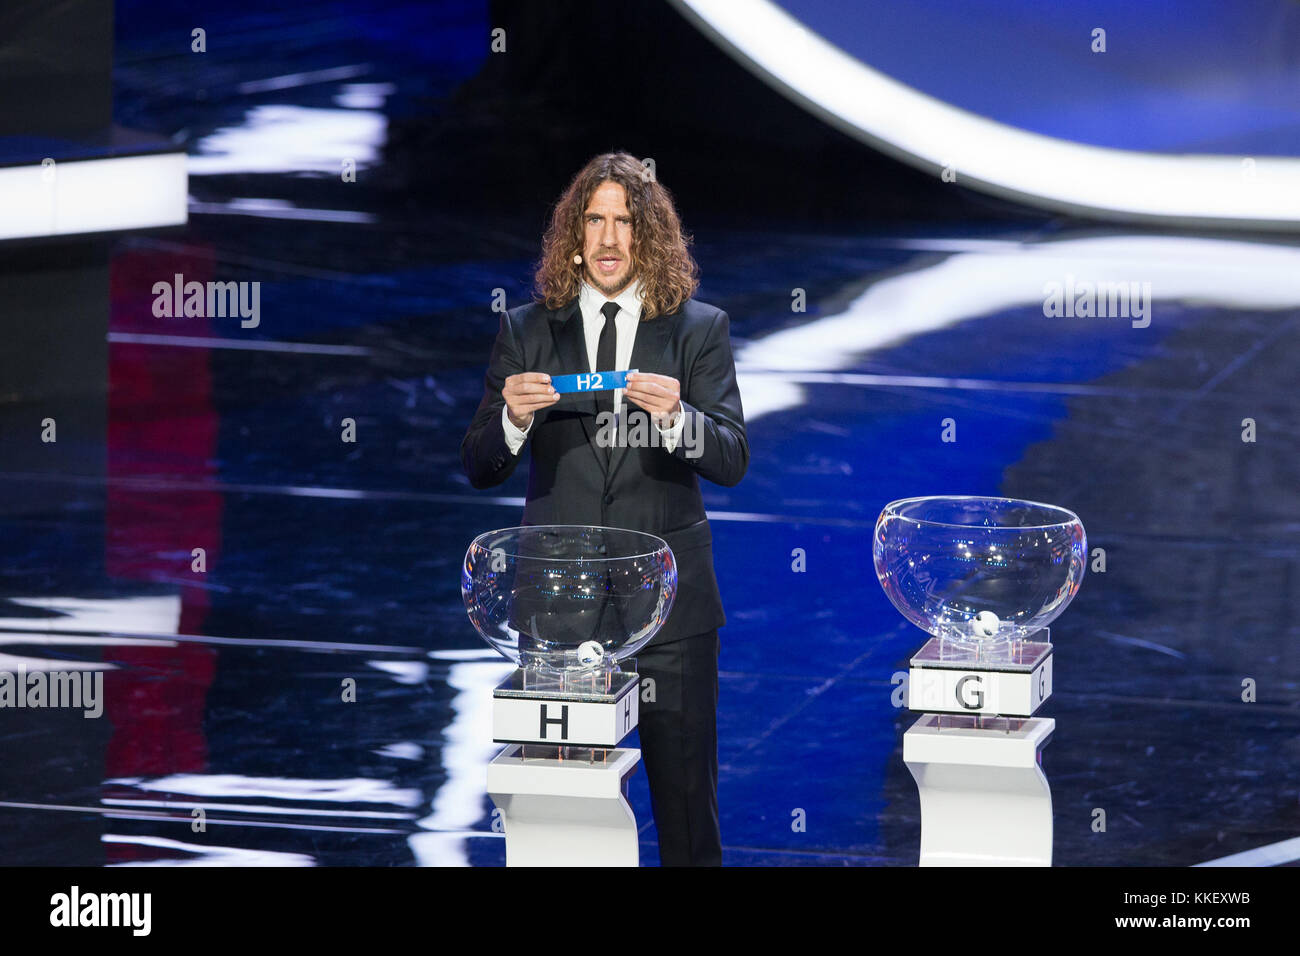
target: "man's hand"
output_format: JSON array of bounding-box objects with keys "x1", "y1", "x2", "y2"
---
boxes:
[
  {"x1": 625, "y1": 372, "x2": 682, "y2": 424},
  {"x1": 503, "y1": 372, "x2": 558, "y2": 429}
]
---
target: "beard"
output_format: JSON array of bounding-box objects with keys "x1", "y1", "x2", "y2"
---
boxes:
[{"x1": 585, "y1": 254, "x2": 636, "y2": 297}]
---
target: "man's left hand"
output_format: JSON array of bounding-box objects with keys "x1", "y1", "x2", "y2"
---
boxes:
[{"x1": 624, "y1": 372, "x2": 681, "y2": 424}]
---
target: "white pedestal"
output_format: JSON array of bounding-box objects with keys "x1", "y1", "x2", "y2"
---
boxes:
[
  {"x1": 903, "y1": 714, "x2": 1055, "y2": 867},
  {"x1": 488, "y1": 745, "x2": 641, "y2": 866}
]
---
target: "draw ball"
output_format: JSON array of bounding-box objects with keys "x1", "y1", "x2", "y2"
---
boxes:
[{"x1": 973, "y1": 611, "x2": 1000, "y2": 638}]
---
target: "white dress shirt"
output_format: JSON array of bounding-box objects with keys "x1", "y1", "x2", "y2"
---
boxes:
[{"x1": 502, "y1": 278, "x2": 684, "y2": 454}]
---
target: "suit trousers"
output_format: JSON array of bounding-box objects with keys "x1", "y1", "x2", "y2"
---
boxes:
[{"x1": 633, "y1": 629, "x2": 721, "y2": 866}]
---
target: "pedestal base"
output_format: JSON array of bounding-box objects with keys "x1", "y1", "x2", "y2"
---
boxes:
[
  {"x1": 903, "y1": 714, "x2": 1055, "y2": 866},
  {"x1": 487, "y1": 745, "x2": 641, "y2": 866}
]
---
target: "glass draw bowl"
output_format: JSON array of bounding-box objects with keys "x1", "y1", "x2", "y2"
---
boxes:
[
  {"x1": 462, "y1": 525, "x2": 677, "y2": 672},
  {"x1": 873, "y1": 496, "x2": 1086, "y2": 647}
]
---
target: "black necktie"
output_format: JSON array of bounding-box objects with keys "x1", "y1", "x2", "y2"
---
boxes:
[
  {"x1": 595, "y1": 301, "x2": 619, "y2": 464},
  {"x1": 595, "y1": 301, "x2": 619, "y2": 419}
]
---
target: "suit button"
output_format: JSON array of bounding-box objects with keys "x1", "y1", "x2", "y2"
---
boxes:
[{"x1": 603, "y1": 493, "x2": 614, "y2": 505}]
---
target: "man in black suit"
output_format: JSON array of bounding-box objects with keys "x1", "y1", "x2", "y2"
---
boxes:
[{"x1": 461, "y1": 151, "x2": 748, "y2": 865}]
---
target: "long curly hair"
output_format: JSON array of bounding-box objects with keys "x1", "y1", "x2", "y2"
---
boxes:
[{"x1": 534, "y1": 152, "x2": 699, "y2": 320}]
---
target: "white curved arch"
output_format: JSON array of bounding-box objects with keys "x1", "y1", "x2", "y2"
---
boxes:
[{"x1": 671, "y1": 0, "x2": 1300, "y2": 230}]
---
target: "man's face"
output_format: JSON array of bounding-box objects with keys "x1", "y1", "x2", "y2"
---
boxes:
[{"x1": 582, "y1": 181, "x2": 635, "y2": 297}]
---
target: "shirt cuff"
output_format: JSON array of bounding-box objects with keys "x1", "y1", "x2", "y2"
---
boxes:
[
  {"x1": 653, "y1": 407, "x2": 685, "y2": 454},
  {"x1": 502, "y1": 404, "x2": 532, "y2": 455}
]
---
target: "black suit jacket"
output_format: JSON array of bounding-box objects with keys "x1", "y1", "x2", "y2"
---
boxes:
[{"x1": 461, "y1": 295, "x2": 748, "y2": 645}]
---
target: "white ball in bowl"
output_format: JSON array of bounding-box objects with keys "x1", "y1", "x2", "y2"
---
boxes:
[{"x1": 972, "y1": 611, "x2": 1001, "y2": 639}]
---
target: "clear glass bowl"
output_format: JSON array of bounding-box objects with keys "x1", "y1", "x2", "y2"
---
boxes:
[
  {"x1": 462, "y1": 525, "x2": 677, "y2": 672},
  {"x1": 873, "y1": 496, "x2": 1086, "y2": 647}
]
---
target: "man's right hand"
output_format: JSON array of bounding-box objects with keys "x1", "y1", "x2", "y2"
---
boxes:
[{"x1": 503, "y1": 372, "x2": 559, "y2": 429}]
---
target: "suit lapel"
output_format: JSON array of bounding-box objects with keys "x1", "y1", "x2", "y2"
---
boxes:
[
  {"x1": 549, "y1": 299, "x2": 605, "y2": 473},
  {"x1": 607, "y1": 310, "x2": 677, "y2": 482}
]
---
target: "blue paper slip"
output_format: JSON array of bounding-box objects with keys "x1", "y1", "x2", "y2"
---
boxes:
[{"x1": 549, "y1": 369, "x2": 637, "y2": 394}]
